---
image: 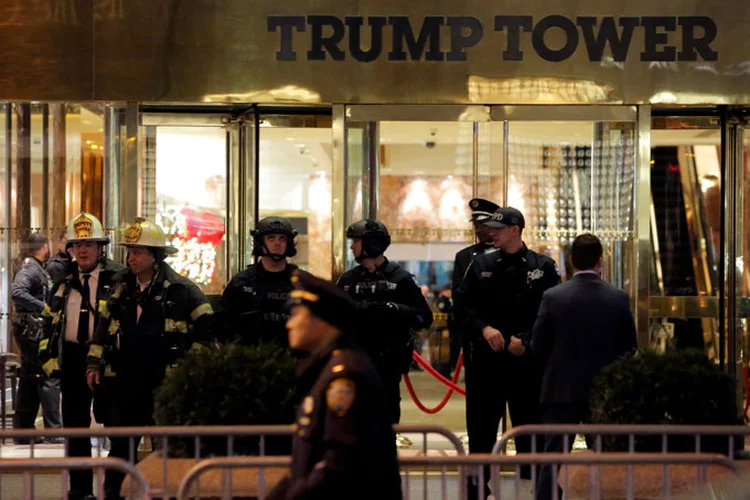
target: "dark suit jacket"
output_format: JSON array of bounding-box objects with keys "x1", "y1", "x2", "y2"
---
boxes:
[{"x1": 531, "y1": 273, "x2": 637, "y2": 405}]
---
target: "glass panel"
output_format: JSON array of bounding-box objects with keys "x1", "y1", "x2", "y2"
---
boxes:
[
  {"x1": 146, "y1": 125, "x2": 230, "y2": 295},
  {"x1": 505, "y1": 121, "x2": 636, "y2": 292},
  {"x1": 258, "y1": 115, "x2": 333, "y2": 279},
  {"x1": 649, "y1": 120, "x2": 721, "y2": 358}
]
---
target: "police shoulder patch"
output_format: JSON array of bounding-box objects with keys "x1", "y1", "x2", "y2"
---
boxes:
[
  {"x1": 326, "y1": 378, "x2": 356, "y2": 417},
  {"x1": 553, "y1": 261, "x2": 561, "y2": 276}
]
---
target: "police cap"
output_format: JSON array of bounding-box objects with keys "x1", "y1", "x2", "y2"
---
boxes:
[
  {"x1": 483, "y1": 207, "x2": 526, "y2": 229},
  {"x1": 468, "y1": 198, "x2": 500, "y2": 222},
  {"x1": 289, "y1": 270, "x2": 356, "y2": 332}
]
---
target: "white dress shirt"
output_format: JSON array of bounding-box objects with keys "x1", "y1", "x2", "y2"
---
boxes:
[{"x1": 65, "y1": 267, "x2": 101, "y2": 343}]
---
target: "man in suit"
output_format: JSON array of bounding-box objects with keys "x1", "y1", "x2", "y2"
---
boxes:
[{"x1": 531, "y1": 233, "x2": 637, "y2": 500}]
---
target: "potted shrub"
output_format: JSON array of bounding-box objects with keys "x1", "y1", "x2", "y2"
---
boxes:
[
  {"x1": 562, "y1": 348, "x2": 744, "y2": 499},
  {"x1": 123, "y1": 342, "x2": 298, "y2": 498}
]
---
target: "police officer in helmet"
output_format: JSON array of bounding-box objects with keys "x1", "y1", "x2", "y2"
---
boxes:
[
  {"x1": 336, "y1": 219, "x2": 433, "y2": 425},
  {"x1": 220, "y1": 216, "x2": 299, "y2": 347},
  {"x1": 460, "y1": 207, "x2": 561, "y2": 499}
]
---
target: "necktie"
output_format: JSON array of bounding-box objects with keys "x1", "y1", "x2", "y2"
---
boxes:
[{"x1": 77, "y1": 274, "x2": 91, "y2": 344}]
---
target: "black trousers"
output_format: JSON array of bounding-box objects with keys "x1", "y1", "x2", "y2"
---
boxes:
[
  {"x1": 375, "y1": 363, "x2": 403, "y2": 426},
  {"x1": 535, "y1": 403, "x2": 590, "y2": 500},
  {"x1": 104, "y1": 376, "x2": 159, "y2": 499},
  {"x1": 465, "y1": 346, "x2": 542, "y2": 499},
  {"x1": 61, "y1": 342, "x2": 96, "y2": 496},
  {"x1": 13, "y1": 332, "x2": 61, "y2": 433}
]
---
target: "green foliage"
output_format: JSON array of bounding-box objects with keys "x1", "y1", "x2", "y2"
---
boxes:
[
  {"x1": 589, "y1": 348, "x2": 742, "y2": 454},
  {"x1": 154, "y1": 342, "x2": 298, "y2": 457}
]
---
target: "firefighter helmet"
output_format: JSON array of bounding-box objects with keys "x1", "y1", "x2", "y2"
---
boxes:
[
  {"x1": 118, "y1": 217, "x2": 178, "y2": 255},
  {"x1": 66, "y1": 212, "x2": 110, "y2": 244}
]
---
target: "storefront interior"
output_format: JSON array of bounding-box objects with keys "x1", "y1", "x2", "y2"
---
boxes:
[{"x1": 0, "y1": 102, "x2": 747, "y2": 431}]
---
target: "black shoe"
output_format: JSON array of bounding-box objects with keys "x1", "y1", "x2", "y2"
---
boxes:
[{"x1": 44, "y1": 436, "x2": 66, "y2": 444}]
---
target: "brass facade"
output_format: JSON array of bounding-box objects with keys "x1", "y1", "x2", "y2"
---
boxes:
[{"x1": 0, "y1": 0, "x2": 747, "y2": 105}]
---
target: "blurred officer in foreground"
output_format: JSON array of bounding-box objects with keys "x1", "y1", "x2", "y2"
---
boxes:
[
  {"x1": 337, "y1": 219, "x2": 433, "y2": 425},
  {"x1": 46, "y1": 227, "x2": 72, "y2": 286},
  {"x1": 451, "y1": 198, "x2": 500, "y2": 373},
  {"x1": 532, "y1": 234, "x2": 637, "y2": 500},
  {"x1": 220, "y1": 216, "x2": 298, "y2": 347},
  {"x1": 86, "y1": 218, "x2": 215, "y2": 500},
  {"x1": 11, "y1": 232, "x2": 61, "y2": 441},
  {"x1": 270, "y1": 270, "x2": 401, "y2": 500},
  {"x1": 460, "y1": 207, "x2": 561, "y2": 498},
  {"x1": 39, "y1": 213, "x2": 125, "y2": 500}
]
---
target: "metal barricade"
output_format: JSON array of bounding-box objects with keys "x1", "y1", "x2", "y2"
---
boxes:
[
  {"x1": 175, "y1": 452, "x2": 744, "y2": 500},
  {"x1": 0, "y1": 424, "x2": 463, "y2": 498},
  {"x1": 0, "y1": 457, "x2": 150, "y2": 500},
  {"x1": 492, "y1": 424, "x2": 750, "y2": 455},
  {"x1": 0, "y1": 425, "x2": 295, "y2": 499}
]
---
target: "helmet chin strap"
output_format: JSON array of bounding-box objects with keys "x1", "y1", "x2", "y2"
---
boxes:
[{"x1": 262, "y1": 243, "x2": 287, "y2": 261}]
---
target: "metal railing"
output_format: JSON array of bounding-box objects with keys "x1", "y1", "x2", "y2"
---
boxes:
[
  {"x1": 492, "y1": 424, "x2": 749, "y2": 455},
  {"x1": 175, "y1": 452, "x2": 744, "y2": 500},
  {"x1": 0, "y1": 424, "x2": 464, "y2": 498},
  {"x1": 0, "y1": 457, "x2": 151, "y2": 500}
]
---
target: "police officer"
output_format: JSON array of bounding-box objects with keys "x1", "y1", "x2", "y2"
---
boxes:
[
  {"x1": 38, "y1": 213, "x2": 125, "y2": 500},
  {"x1": 46, "y1": 227, "x2": 72, "y2": 286},
  {"x1": 220, "y1": 216, "x2": 298, "y2": 346},
  {"x1": 85, "y1": 217, "x2": 215, "y2": 500},
  {"x1": 10, "y1": 232, "x2": 61, "y2": 441},
  {"x1": 451, "y1": 198, "x2": 500, "y2": 373},
  {"x1": 336, "y1": 219, "x2": 432, "y2": 425},
  {"x1": 460, "y1": 207, "x2": 561, "y2": 498},
  {"x1": 270, "y1": 270, "x2": 402, "y2": 500}
]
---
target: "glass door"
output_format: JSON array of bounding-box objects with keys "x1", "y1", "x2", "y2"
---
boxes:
[
  {"x1": 343, "y1": 105, "x2": 641, "y2": 433},
  {"x1": 138, "y1": 109, "x2": 255, "y2": 299}
]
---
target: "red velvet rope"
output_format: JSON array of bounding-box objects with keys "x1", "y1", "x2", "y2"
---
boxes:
[{"x1": 403, "y1": 351, "x2": 466, "y2": 414}]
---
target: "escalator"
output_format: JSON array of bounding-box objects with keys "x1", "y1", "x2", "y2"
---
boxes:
[{"x1": 650, "y1": 146, "x2": 717, "y2": 352}]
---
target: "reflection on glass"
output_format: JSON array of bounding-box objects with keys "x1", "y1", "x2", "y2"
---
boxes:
[
  {"x1": 258, "y1": 117, "x2": 332, "y2": 280},
  {"x1": 152, "y1": 126, "x2": 228, "y2": 295},
  {"x1": 504, "y1": 121, "x2": 636, "y2": 288},
  {"x1": 649, "y1": 126, "x2": 721, "y2": 358}
]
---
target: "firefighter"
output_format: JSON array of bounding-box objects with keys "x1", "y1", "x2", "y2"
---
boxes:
[
  {"x1": 11, "y1": 232, "x2": 61, "y2": 441},
  {"x1": 336, "y1": 219, "x2": 433, "y2": 425},
  {"x1": 220, "y1": 216, "x2": 298, "y2": 347},
  {"x1": 85, "y1": 217, "x2": 215, "y2": 500},
  {"x1": 38, "y1": 213, "x2": 125, "y2": 500},
  {"x1": 460, "y1": 207, "x2": 561, "y2": 499},
  {"x1": 269, "y1": 270, "x2": 402, "y2": 500}
]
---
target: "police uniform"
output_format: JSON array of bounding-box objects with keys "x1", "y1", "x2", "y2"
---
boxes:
[
  {"x1": 220, "y1": 262, "x2": 298, "y2": 345},
  {"x1": 46, "y1": 249, "x2": 71, "y2": 286},
  {"x1": 85, "y1": 218, "x2": 215, "y2": 499},
  {"x1": 336, "y1": 219, "x2": 433, "y2": 425},
  {"x1": 38, "y1": 213, "x2": 125, "y2": 499},
  {"x1": 11, "y1": 252, "x2": 62, "y2": 434},
  {"x1": 220, "y1": 216, "x2": 299, "y2": 346},
  {"x1": 270, "y1": 270, "x2": 402, "y2": 500},
  {"x1": 451, "y1": 198, "x2": 499, "y2": 372},
  {"x1": 460, "y1": 208, "x2": 561, "y2": 496}
]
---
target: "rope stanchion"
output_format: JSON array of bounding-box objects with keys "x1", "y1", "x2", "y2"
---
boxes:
[
  {"x1": 403, "y1": 351, "x2": 466, "y2": 414},
  {"x1": 411, "y1": 350, "x2": 466, "y2": 396}
]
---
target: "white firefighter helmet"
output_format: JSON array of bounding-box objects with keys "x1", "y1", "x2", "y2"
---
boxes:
[
  {"x1": 118, "y1": 217, "x2": 178, "y2": 254},
  {"x1": 66, "y1": 212, "x2": 110, "y2": 244}
]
